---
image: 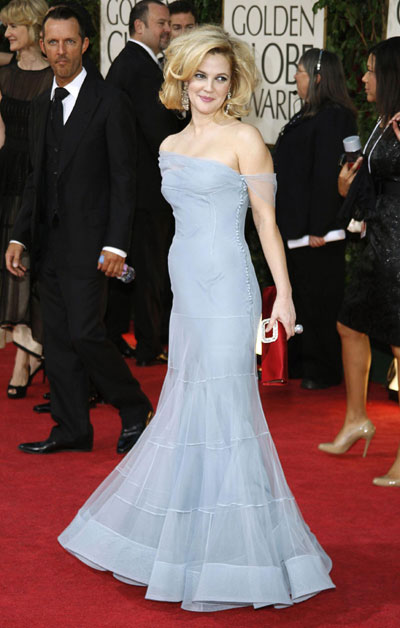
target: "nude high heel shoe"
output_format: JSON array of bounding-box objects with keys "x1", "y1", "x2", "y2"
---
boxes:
[
  {"x1": 372, "y1": 476, "x2": 400, "y2": 487},
  {"x1": 318, "y1": 419, "x2": 376, "y2": 458}
]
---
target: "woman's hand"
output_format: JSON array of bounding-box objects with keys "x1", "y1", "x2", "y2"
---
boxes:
[
  {"x1": 338, "y1": 157, "x2": 363, "y2": 197},
  {"x1": 309, "y1": 235, "x2": 326, "y2": 247},
  {"x1": 389, "y1": 112, "x2": 400, "y2": 141},
  {"x1": 266, "y1": 295, "x2": 296, "y2": 340}
]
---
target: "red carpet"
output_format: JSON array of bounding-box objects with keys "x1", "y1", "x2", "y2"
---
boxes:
[{"x1": 1, "y1": 342, "x2": 399, "y2": 627}]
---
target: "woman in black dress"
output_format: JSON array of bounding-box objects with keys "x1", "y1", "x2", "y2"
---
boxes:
[
  {"x1": 0, "y1": 0, "x2": 52, "y2": 397},
  {"x1": 319, "y1": 37, "x2": 400, "y2": 487},
  {"x1": 274, "y1": 49, "x2": 357, "y2": 390}
]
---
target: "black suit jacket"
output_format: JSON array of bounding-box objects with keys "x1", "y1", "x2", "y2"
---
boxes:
[
  {"x1": 12, "y1": 75, "x2": 136, "y2": 274},
  {"x1": 106, "y1": 41, "x2": 181, "y2": 209}
]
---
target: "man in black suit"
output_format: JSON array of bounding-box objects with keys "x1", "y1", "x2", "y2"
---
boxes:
[
  {"x1": 6, "y1": 6, "x2": 152, "y2": 455},
  {"x1": 106, "y1": 0, "x2": 182, "y2": 366}
]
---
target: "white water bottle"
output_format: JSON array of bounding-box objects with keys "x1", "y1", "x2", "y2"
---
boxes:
[{"x1": 98, "y1": 255, "x2": 136, "y2": 284}]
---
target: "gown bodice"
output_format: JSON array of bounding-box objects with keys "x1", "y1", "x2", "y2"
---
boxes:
[{"x1": 159, "y1": 151, "x2": 275, "y2": 319}]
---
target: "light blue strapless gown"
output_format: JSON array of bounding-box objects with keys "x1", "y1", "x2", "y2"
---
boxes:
[{"x1": 58, "y1": 152, "x2": 334, "y2": 612}]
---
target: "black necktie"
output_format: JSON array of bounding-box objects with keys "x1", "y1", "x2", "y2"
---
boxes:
[{"x1": 51, "y1": 87, "x2": 69, "y2": 143}]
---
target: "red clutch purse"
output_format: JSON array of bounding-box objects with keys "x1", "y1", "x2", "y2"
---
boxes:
[{"x1": 261, "y1": 286, "x2": 288, "y2": 385}]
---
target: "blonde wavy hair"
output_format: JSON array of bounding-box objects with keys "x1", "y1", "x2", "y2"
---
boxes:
[
  {"x1": 160, "y1": 25, "x2": 259, "y2": 118},
  {"x1": 0, "y1": 0, "x2": 48, "y2": 45}
]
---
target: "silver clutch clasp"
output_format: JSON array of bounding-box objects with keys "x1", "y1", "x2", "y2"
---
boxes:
[{"x1": 261, "y1": 318, "x2": 278, "y2": 343}]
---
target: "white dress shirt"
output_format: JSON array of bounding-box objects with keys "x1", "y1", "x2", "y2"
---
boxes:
[
  {"x1": 50, "y1": 67, "x2": 87, "y2": 123},
  {"x1": 12, "y1": 67, "x2": 126, "y2": 259}
]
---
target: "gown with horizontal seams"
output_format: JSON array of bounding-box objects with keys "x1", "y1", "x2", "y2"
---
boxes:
[{"x1": 58, "y1": 151, "x2": 335, "y2": 612}]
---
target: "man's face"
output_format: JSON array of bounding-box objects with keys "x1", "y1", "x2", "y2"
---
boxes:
[
  {"x1": 169, "y1": 11, "x2": 196, "y2": 40},
  {"x1": 137, "y1": 3, "x2": 171, "y2": 53},
  {"x1": 40, "y1": 17, "x2": 89, "y2": 86}
]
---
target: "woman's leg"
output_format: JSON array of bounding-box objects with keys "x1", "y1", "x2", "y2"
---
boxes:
[
  {"x1": 338, "y1": 322, "x2": 371, "y2": 427},
  {"x1": 8, "y1": 326, "x2": 43, "y2": 394},
  {"x1": 319, "y1": 322, "x2": 375, "y2": 455},
  {"x1": 8, "y1": 347, "x2": 30, "y2": 390}
]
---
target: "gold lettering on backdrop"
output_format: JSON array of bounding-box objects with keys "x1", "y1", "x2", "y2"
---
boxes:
[
  {"x1": 226, "y1": 1, "x2": 324, "y2": 142},
  {"x1": 231, "y1": 4, "x2": 315, "y2": 38}
]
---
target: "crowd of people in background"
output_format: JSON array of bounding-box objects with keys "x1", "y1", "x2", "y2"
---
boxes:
[{"x1": 0, "y1": 0, "x2": 399, "y2": 484}]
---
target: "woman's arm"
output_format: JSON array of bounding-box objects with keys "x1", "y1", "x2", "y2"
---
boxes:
[
  {"x1": 0, "y1": 52, "x2": 12, "y2": 67},
  {"x1": 236, "y1": 124, "x2": 296, "y2": 338}
]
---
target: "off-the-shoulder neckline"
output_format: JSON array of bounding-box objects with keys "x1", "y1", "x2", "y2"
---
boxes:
[
  {"x1": 159, "y1": 150, "x2": 242, "y2": 176},
  {"x1": 159, "y1": 151, "x2": 277, "y2": 182}
]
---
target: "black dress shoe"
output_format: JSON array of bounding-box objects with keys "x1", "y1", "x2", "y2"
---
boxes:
[
  {"x1": 117, "y1": 410, "x2": 154, "y2": 454},
  {"x1": 33, "y1": 401, "x2": 51, "y2": 414},
  {"x1": 19, "y1": 435, "x2": 93, "y2": 454},
  {"x1": 43, "y1": 391, "x2": 51, "y2": 400},
  {"x1": 136, "y1": 352, "x2": 168, "y2": 367},
  {"x1": 111, "y1": 336, "x2": 136, "y2": 358}
]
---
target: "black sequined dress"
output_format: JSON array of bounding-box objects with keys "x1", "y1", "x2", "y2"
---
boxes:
[
  {"x1": 0, "y1": 62, "x2": 52, "y2": 332},
  {"x1": 339, "y1": 125, "x2": 400, "y2": 346}
]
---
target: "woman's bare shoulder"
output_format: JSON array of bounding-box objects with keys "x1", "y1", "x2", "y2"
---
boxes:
[
  {"x1": 234, "y1": 121, "x2": 265, "y2": 144},
  {"x1": 232, "y1": 122, "x2": 272, "y2": 172},
  {"x1": 160, "y1": 131, "x2": 186, "y2": 152}
]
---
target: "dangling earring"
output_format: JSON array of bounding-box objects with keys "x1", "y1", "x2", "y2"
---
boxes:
[
  {"x1": 225, "y1": 90, "x2": 232, "y2": 113},
  {"x1": 181, "y1": 82, "x2": 189, "y2": 111}
]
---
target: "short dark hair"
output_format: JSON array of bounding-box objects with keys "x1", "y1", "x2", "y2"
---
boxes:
[
  {"x1": 168, "y1": 1, "x2": 197, "y2": 21},
  {"x1": 50, "y1": 1, "x2": 95, "y2": 38},
  {"x1": 42, "y1": 5, "x2": 87, "y2": 39},
  {"x1": 299, "y1": 48, "x2": 356, "y2": 118},
  {"x1": 369, "y1": 37, "x2": 400, "y2": 123},
  {"x1": 128, "y1": 0, "x2": 166, "y2": 36}
]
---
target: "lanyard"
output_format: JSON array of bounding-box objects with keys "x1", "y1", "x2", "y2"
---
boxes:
[{"x1": 364, "y1": 117, "x2": 388, "y2": 173}]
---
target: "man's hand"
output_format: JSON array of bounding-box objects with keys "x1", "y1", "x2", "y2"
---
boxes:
[
  {"x1": 5, "y1": 243, "x2": 26, "y2": 277},
  {"x1": 97, "y1": 249, "x2": 125, "y2": 278},
  {"x1": 338, "y1": 157, "x2": 362, "y2": 198}
]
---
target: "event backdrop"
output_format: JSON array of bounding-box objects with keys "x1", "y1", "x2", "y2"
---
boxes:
[
  {"x1": 100, "y1": 0, "x2": 137, "y2": 73},
  {"x1": 223, "y1": 1, "x2": 325, "y2": 144},
  {"x1": 387, "y1": 0, "x2": 400, "y2": 36}
]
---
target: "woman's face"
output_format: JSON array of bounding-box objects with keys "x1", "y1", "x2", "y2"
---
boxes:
[
  {"x1": 294, "y1": 61, "x2": 310, "y2": 100},
  {"x1": 362, "y1": 54, "x2": 377, "y2": 103},
  {"x1": 5, "y1": 23, "x2": 30, "y2": 51},
  {"x1": 187, "y1": 53, "x2": 231, "y2": 116}
]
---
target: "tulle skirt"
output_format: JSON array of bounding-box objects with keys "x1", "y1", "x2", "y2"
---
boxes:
[{"x1": 59, "y1": 310, "x2": 334, "y2": 611}]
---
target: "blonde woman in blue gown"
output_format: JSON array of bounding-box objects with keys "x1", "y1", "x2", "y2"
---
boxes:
[{"x1": 59, "y1": 25, "x2": 335, "y2": 612}]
